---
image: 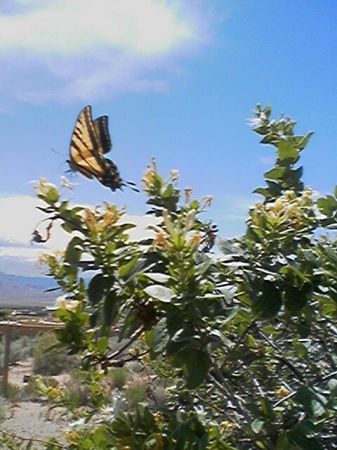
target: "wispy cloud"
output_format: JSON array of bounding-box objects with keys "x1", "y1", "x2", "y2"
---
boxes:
[
  {"x1": 0, "y1": 0, "x2": 210, "y2": 103},
  {"x1": 213, "y1": 194, "x2": 255, "y2": 238}
]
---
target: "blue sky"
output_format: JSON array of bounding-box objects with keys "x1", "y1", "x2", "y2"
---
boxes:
[{"x1": 1, "y1": 0, "x2": 337, "y2": 276}]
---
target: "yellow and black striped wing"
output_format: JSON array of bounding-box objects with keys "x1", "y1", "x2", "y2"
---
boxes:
[
  {"x1": 69, "y1": 105, "x2": 105, "y2": 180},
  {"x1": 93, "y1": 115, "x2": 112, "y2": 154}
]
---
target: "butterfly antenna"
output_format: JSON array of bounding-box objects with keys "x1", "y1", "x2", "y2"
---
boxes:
[
  {"x1": 122, "y1": 180, "x2": 139, "y2": 192},
  {"x1": 51, "y1": 147, "x2": 65, "y2": 158}
]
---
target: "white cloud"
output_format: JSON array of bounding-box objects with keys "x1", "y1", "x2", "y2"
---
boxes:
[
  {"x1": 0, "y1": 195, "x2": 157, "y2": 276},
  {"x1": 1, "y1": 0, "x2": 193, "y2": 56},
  {"x1": 213, "y1": 194, "x2": 254, "y2": 238},
  {"x1": 0, "y1": 0, "x2": 210, "y2": 103}
]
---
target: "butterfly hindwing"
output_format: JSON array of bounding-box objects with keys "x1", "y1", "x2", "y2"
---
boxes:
[{"x1": 93, "y1": 116, "x2": 112, "y2": 154}]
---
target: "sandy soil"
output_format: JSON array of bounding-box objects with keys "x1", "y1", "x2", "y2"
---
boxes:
[
  {"x1": 2, "y1": 401, "x2": 64, "y2": 441},
  {"x1": 1, "y1": 360, "x2": 66, "y2": 446}
]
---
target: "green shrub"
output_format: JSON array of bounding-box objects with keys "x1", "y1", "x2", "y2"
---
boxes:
[
  {"x1": 19, "y1": 376, "x2": 41, "y2": 401},
  {"x1": 125, "y1": 378, "x2": 147, "y2": 408},
  {"x1": 5, "y1": 105, "x2": 337, "y2": 449},
  {"x1": 63, "y1": 369, "x2": 91, "y2": 407},
  {"x1": 33, "y1": 332, "x2": 76, "y2": 375},
  {"x1": 0, "y1": 379, "x2": 21, "y2": 402},
  {"x1": 0, "y1": 335, "x2": 34, "y2": 373},
  {"x1": 0, "y1": 396, "x2": 9, "y2": 422},
  {"x1": 9, "y1": 336, "x2": 35, "y2": 364},
  {"x1": 110, "y1": 367, "x2": 129, "y2": 389}
]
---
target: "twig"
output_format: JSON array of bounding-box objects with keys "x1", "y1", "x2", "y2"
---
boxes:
[
  {"x1": 107, "y1": 327, "x2": 144, "y2": 360},
  {"x1": 273, "y1": 391, "x2": 296, "y2": 408},
  {"x1": 258, "y1": 331, "x2": 304, "y2": 381},
  {"x1": 314, "y1": 370, "x2": 337, "y2": 383},
  {"x1": 209, "y1": 374, "x2": 251, "y2": 423},
  {"x1": 194, "y1": 393, "x2": 241, "y2": 427},
  {"x1": 232, "y1": 319, "x2": 258, "y2": 352},
  {"x1": 1, "y1": 431, "x2": 64, "y2": 448}
]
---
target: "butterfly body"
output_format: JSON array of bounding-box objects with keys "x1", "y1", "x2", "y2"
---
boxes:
[{"x1": 68, "y1": 105, "x2": 124, "y2": 191}]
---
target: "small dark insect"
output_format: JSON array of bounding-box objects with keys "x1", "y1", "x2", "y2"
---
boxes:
[
  {"x1": 31, "y1": 221, "x2": 53, "y2": 243},
  {"x1": 68, "y1": 105, "x2": 138, "y2": 192},
  {"x1": 201, "y1": 223, "x2": 218, "y2": 253}
]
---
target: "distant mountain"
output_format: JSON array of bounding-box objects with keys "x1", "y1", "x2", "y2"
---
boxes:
[
  {"x1": 0, "y1": 271, "x2": 56, "y2": 288},
  {"x1": 0, "y1": 271, "x2": 58, "y2": 307}
]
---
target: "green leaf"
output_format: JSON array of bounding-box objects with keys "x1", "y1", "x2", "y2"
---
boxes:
[
  {"x1": 87, "y1": 274, "x2": 105, "y2": 305},
  {"x1": 284, "y1": 284, "x2": 312, "y2": 313},
  {"x1": 103, "y1": 290, "x2": 121, "y2": 327},
  {"x1": 184, "y1": 349, "x2": 211, "y2": 388},
  {"x1": 260, "y1": 396, "x2": 274, "y2": 419},
  {"x1": 251, "y1": 419, "x2": 264, "y2": 434},
  {"x1": 253, "y1": 187, "x2": 271, "y2": 198},
  {"x1": 288, "y1": 424, "x2": 323, "y2": 450},
  {"x1": 294, "y1": 132, "x2": 314, "y2": 150},
  {"x1": 260, "y1": 133, "x2": 278, "y2": 145},
  {"x1": 55, "y1": 308, "x2": 72, "y2": 321},
  {"x1": 93, "y1": 427, "x2": 109, "y2": 447},
  {"x1": 277, "y1": 140, "x2": 299, "y2": 161},
  {"x1": 275, "y1": 433, "x2": 290, "y2": 450},
  {"x1": 295, "y1": 386, "x2": 312, "y2": 406},
  {"x1": 190, "y1": 200, "x2": 200, "y2": 209},
  {"x1": 311, "y1": 399, "x2": 325, "y2": 418},
  {"x1": 162, "y1": 183, "x2": 174, "y2": 198},
  {"x1": 45, "y1": 186, "x2": 59, "y2": 204},
  {"x1": 144, "y1": 319, "x2": 168, "y2": 356},
  {"x1": 266, "y1": 180, "x2": 283, "y2": 196},
  {"x1": 144, "y1": 285, "x2": 174, "y2": 303},
  {"x1": 172, "y1": 232, "x2": 185, "y2": 250},
  {"x1": 64, "y1": 236, "x2": 83, "y2": 265},
  {"x1": 318, "y1": 295, "x2": 337, "y2": 317},
  {"x1": 144, "y1": 272, "x2": 170, "y2": 283},
  {"x1": 317, "y1": 195, "x2": 337, "y2": 217},
  {"x1": 96, "y1": 336, "x2": 109, "y2": 353},
  {"x1": 252, "y1": 280, "x2": 282, "y2": 318},
  {"x1": 264, "y1": 167, "x2": 286, "y2": 181},
  {"x1": 292, "y1": 340, "x2": 307, "y2": 358},
  {"x1": 118, "y1": 256, "x2": 145, "y2": 281}
]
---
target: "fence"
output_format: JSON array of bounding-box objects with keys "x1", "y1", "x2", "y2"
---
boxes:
[{"x1": 0, "y1": 320, "x2": 63, "y2": 398}]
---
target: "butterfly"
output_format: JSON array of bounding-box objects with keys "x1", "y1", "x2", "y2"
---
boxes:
[{"x1": 68, "y1": 105, "x2": 137, "y2": 191}]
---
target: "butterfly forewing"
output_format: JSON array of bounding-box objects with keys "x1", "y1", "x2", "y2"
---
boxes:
[{"x1": 69, "y1": 105, "x2": 105, "y2": 179}]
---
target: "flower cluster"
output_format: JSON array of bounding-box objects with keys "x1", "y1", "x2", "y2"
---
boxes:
[
  {"x1": 56, "y1": 296, "x2": 80, "y2": 313},
  {"x1": 249, "y1": 188, "x2": 314, "y2": 232},
  {"x1": 84, "y1": 204, "x2": 121, "y2": 234}
]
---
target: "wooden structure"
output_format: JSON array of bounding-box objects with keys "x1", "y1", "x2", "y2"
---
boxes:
[{"x1": 0, "y1": 320, "x2": 63, "y2": 398}]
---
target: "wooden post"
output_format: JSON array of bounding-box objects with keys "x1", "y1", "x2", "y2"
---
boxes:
[{"x1": 2, "y1": 324, "x2": 11, "y2": 398}]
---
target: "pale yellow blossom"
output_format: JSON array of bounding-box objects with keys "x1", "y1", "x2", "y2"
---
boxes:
[
  {"x1": 188, "y1": 232, "x2": 202, "y2": 247},
  {"x1": 84, "y1": 208, "x2": 97, "y2": 231},
  {"x1": 275, "y1": 386, "x2": 290, "y2": 398},
  {"x1": 55, "y1": 296, "x2": 67, "y2": 309},
  {"x1": 202, "y1": 195, "x2": 213, "y2": 208},
  {"x1": 142, "y1": 168, "x2": 157, "y2": 189},
  {"x1": 67, "y1": 300, "x2": 80, "y2": 312},
  {"x1": 154, "y1": 230, "x2": 169, "y2": 248},
  {"x1": 220, "y1": 421, "x2": 238, "y2": 431},
  {"x1": 185, "y1": 210, "x2": 196, "y2": 230},
  {"x1": 170, "y1": 169, "x2": 180, "y2": 182},
  {"x1": 60, "y1": 176, "x2": 73, "y2": 190},
  {"x1": 184, "y1": 188, "x2": 193, "y2": 203}
]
